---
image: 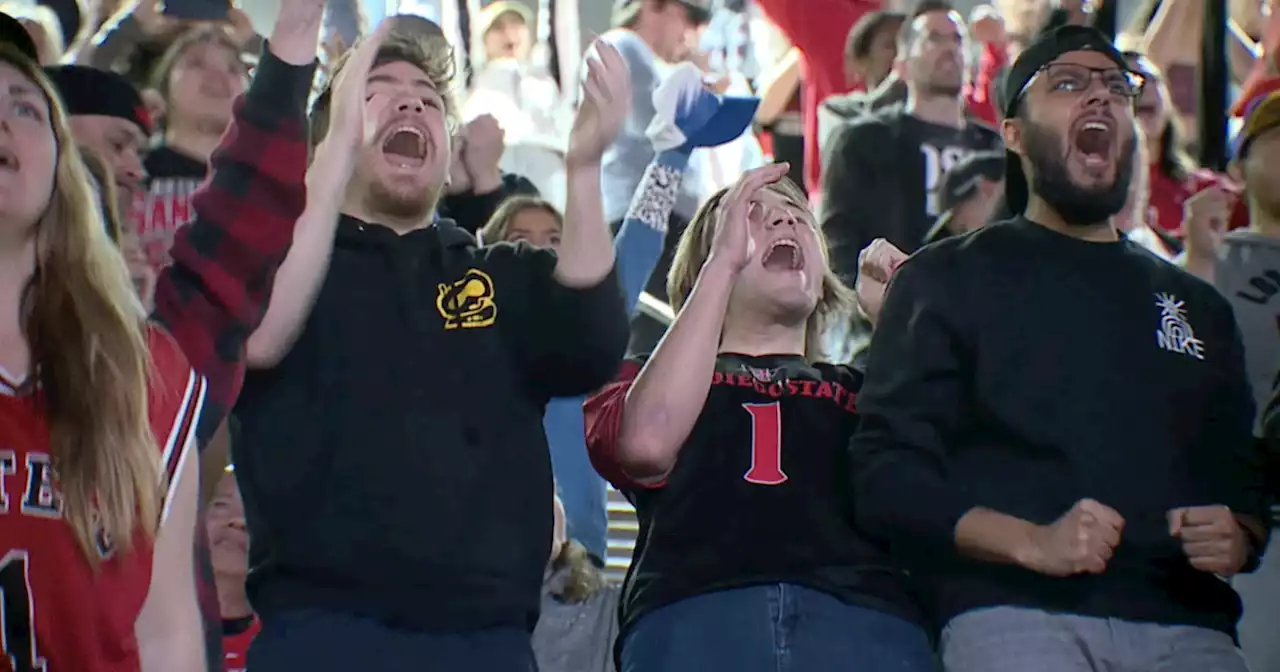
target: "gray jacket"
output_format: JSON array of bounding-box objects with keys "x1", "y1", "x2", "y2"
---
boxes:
[{"x1": 531, "y1": 566, "x2": 620, "y2": 672}]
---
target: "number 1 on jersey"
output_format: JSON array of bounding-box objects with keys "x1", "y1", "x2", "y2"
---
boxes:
[
  {"x1": 0, "y1": 550, "x2": 45, "y2": 672},
  {"x1": 742, "y1": 402, "x2": 788, "y2": 485}
]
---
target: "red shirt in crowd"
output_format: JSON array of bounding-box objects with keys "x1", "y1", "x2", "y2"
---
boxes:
[
  {"x1": 1146, "y1": 165, "x2": 1248, "y2": 235},
  {"x1": 222, "y1": 616, "x2": 261, "y2": 671},
  {"x1": 0, "y1": 329, "x2": 202, "y2": 672}
]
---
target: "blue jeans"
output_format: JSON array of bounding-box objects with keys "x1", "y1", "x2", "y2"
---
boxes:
[
  {"x1": 545, "y1": 401, "x2": 609, "y2": 562},
  {"x1": 247, "y1": 610, "x2": 535, "y2": 672},
  {"x1": 621, "y1": 584, "x2": 937, "y2": 672}
]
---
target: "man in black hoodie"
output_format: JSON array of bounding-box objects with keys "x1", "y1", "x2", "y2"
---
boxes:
[
  {"x1": 851, "y1": 25, "x2": 1269, "y2": 672},
  {"x1": 820, "y1": 0, "x2": 1000, "y2": 286}
]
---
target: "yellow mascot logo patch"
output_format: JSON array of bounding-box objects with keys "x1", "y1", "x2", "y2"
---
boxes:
[{"x1": 436, "y1": 268, "x2": 498, "y2": 330}]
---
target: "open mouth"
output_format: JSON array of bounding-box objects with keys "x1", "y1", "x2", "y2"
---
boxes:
[
  {"x1": 761, "y1": 238, "x2": 805, "y2": 272},
  {"x1": 0, "y1": 149, "x2": 19, "y2": 172},
  {"x1": 381, "y1": 126, "x2": 428, "y2": 169},
  {"x1": 1072, "y1": 119, "x2": 1114, "y2": 169}
]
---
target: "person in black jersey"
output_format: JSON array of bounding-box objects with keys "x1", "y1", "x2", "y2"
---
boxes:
[
  {"x1": 850, "y1": 25, "x2": 1271, "y2": 672},
  {"x1": 583, "y1": 164, "x2": 931, "y2": 672}
]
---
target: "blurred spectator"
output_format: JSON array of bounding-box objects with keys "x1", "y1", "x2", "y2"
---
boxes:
[
  {"x1": 754, "y1": 0, "x2": 877, "y2": 195},
  {"x1": 46, "y1": 64, "x2": 150, "y2": 205},
  {"x1": 1179, "y1": 91, "x2": 1280, "y2": 672},
  {"x1": 1112, "y1": 128, "x2": 1181, "y2": 261},
  {"x1": 817, "y1": 11, "x2": 905, "y2": 158},
  {"x1": 597, "y1": 0, "x2": 711, "y2": 354},
  {"x1": 821, "y1": 1, "x2": 1002, "y2": 287},
  {"x1": 532, "y1": 493, "x2": 620, "y2": 672},
  {"x1": 753, "y1": 45, "x2": 804, "y2": 187},
  {"x1": 845, "y1": 9, "x2": 904, "y2": 91},
  {"x1": 1, "y1": 1, "x2": 64, "y2": 62},
  {"x1": 1126, "y1": 52, "x2": 1247, "y2": 236},
  {"x1": 922, "y1": 148, "x2": 1003, "y2": 244},
  {"x1": 207, "y1": 468, "x2": 259, "y2": 672},
  {"x1": 134, "y1": 25, "x2": 247, "y2": 270},
  {"x1": 1138, "y1": 0, "x2": 1257, "y2": 145},
  {"x1": 463, "y1": 2, "x2": 564, "y2": 141},
  {"x1": 479, "y1": 194, "x2": 563, "y2": 247}
]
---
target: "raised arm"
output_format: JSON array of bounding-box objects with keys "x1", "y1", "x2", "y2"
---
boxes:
[
  {"x1": 150, "y1": 0, "x2": 325, "y2": 446},
  {"x1": 244, "y1": 24, "x2": 394, "y2": 369},
  {"x1": 602, "y1": 164, "x2": 787, "y2": 482},
  {"x1": 614, "y1": 62, "x2": 762, "y2": 313}
]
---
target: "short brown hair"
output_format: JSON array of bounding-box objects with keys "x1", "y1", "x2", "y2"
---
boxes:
[
  {"x1": 479, "y1": 196, "x2": 562, "y2": 244},
  {"x1": 667, "y1": 178, "x2": 855, "y2": 361},
  {"x1": 310, "y1": 31, "x2": 457, "y2": 147},
  {"x1": 149, "y1": 24, "x2": 246, "y2": 103}
]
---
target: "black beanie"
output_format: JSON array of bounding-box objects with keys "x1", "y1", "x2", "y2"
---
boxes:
[{"x1": 44, "y1": 65, "x2": 151, "y2": 134}]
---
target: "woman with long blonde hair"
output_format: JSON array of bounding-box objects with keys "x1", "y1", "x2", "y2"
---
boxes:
[
  {"x1": 0, "y1": 44, "x2": 206, "y2": 670},
  {"x1": 583, "y1": 163, "x2": 932, "y2": 671}
]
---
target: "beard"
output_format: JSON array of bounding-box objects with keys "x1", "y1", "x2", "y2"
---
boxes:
[
  {"x1": 364, "y1": 176, "x2": 442, "y2": 225},
  {"x1": 1022, "y1": 119, "x2": 1135, "y2": 227}
]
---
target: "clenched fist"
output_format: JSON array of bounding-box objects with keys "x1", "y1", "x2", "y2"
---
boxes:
[
  {"x1": 855, "y1": 239, "x2": 907, "y2": 325},
  {"x1": 1024, "y1": 499, "x2": 1124, "y2": 576},
  {"x1": 1169, "y1": 505, "x2": 1251, "y2": 576}
]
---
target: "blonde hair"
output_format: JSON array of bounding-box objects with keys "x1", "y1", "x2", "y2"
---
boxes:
[
  {"x1": 478, "y1": 196, "x2": 562, "y2": 245},
  {"x1": 667, "y1": 178, "x2": 855, "y2": 362},
  {"x1": 11, "y1": 48, "x2": 160, "y2": 561},
  {"x1": 550, "y1": 540, "x2": 608, "y2": 604}
]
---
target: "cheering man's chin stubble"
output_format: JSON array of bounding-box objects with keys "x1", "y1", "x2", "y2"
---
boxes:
[{"x1": 1023, "y1": 120, "x2": 1135, "y2": 227}]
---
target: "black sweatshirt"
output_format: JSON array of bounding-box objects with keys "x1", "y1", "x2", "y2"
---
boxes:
[
  {"x1": 233, "y1": 216, "x2": 629, "y2": 632},
  {"x1": 850, "y1": 217, "x2": 1270, "y2": 635}
]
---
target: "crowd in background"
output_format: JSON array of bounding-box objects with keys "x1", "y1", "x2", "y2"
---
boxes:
[{"x1": 2, "y1": 0, "x2": 1280, "y2": 670}]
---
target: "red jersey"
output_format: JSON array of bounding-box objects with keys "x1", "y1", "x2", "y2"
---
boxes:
[
  {"x1": 0, "y1": 327, "x2": 205, "y2": 672},
  {"x1": 1147, "y1": 166, "x2": 1248, "y2": 236},
  {"x1": 221, "y1": 615, "x2": 260, "y2": 671}
]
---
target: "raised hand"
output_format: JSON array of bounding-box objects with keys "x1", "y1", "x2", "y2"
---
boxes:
[
  {"x1": 855, "y1": 239, "x2": 908, "y2": 325},
  {"x1": 460, "y1": 114, "x2": 505, "y2": 192},
  {"x1": 1181, "y1": 185, "x2": 1233, "y2": 257},
  {"x1": 129, "y1": 0, "x2": 177, "y2": 38},
  {"x1": 323, "y1": 22, "x2": 394, "y2": 160},
  {"x1": 709, "y1": 163, "x2": 789, "y2": 275},
  {"x1": 268, "y1": 0, "x2": 331, "y2": 65},
  {"x1": 1023, "y1": 498, "x2": 1124, "y2": 576},
  {"x1": 567, "y1": 41, "x2": 632, "y2": 168},
  {"x1": 1169, "y1": 505, "x2": 1251, "y2": 576},
  {"x1": 225, "y1": 7, "x2": 258, "y2": 47}
]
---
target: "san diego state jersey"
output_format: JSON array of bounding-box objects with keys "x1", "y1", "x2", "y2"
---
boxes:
[
  {"x1": 584, "y1": 354, "x2": 921, "y2": 635},
  {"x1": 0, "y1": 327, "x2": 204, "y2": 672}
]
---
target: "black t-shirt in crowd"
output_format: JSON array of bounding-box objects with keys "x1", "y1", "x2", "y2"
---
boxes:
[
  {"x1": 821, "y1": 107, "x2": 1001, "y2": 285},
  {"x1": 851, "y1": 217, "x2": 1269, "y2": 636},
  {"x1": 585, "y1": 354, "x2": 922, "y2": 640}
]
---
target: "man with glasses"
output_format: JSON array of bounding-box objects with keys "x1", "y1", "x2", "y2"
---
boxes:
[{"x1": 851, "y1": 25, "x2": 1268, "y2": 672}]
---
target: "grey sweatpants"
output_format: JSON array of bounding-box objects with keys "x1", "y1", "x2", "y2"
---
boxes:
[
  {"x1": 1236, "y1": 535, "x2": 1280, "y2": 672},
  {"x1": 940, "y1": 606, "x2": 1249, "y2": 672}
]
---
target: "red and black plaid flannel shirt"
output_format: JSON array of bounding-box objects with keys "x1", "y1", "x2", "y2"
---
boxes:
[
  {"x1": 147, "y1": 45, "x2": 315, "y2": 671},
  {"x1": 151, "y1": 46, "x2": 314, "y2": 447}
]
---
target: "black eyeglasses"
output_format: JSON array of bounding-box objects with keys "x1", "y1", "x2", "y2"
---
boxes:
[{"x1": 1017, "y1": 62, "x2": 1146, "y2": 105}]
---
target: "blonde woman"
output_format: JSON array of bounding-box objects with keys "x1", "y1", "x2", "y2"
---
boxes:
[
  {"x1": 0, "y1": 0, "x2": 325, "y2": 667},
  {"x1": 0, "y1": 42, "x2": 206, "y2": 671},
  {"x1": 583, "y1": 163, "x2": 929, "y2": 671}
]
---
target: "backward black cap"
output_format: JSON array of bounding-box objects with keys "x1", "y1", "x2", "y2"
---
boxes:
[{"x1": 1001, "y1": 25, "x2": 1129, "y2": 216}]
